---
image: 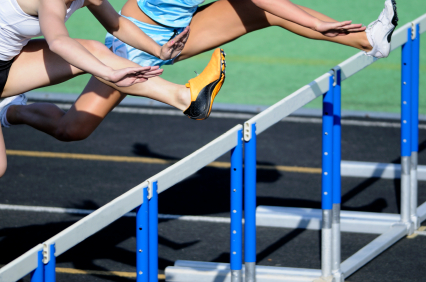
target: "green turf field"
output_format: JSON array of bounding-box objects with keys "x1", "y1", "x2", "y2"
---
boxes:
[{"x1": 36, "y1": 0, "x2": 426, "y2": 114}]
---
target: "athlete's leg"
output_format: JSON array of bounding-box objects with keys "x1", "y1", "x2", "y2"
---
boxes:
[
  {"x1": 176, "y1": 0, "x2": 371, "y2": 61},
  {"x1": 3, "y1": 39, "x2": 190, "y2": 141},
  {"x1": 3, "y1": 39, "x2": 190, "y2": 110},
  {"x1": 6, "y1": 79, "x2": 126, "y2": 141}
]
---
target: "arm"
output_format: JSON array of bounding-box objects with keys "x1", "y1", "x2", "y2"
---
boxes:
[
  {"x1": 0, "y1": 128, "x2": 6, "y2": 177},
  {"x1": 38, "y1": 0, "x2": 156, "y2": 86},
  {"x1": 251, "y1": 0, "x2": 365, "y2": 36},
  {"x1": 87, "y1": 0, "x2": 189, "y2": 60}
]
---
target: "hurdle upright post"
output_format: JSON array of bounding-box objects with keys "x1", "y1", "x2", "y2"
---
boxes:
[
  {"x1": 137, "y1": 187, "x2": 149, "y2": 282},
  {"x1": 30, "y1": 250, "x2": 44, "y2": 282},
  {"x1": 321, "y1": 73, "x2": 334, "y2": 280},
  {"x1": 410, "y1": 23, "x2": 420, "y2": 229},
  {"x1": 149, "y1": 182, "x2": 159, "y2": 282},
  {"x1": 244, "y1": 123, "x2": 257, "y2": 282},
  {"x1": 331, "y1": 67, "x2": 343, "y2": 282},
  {"x1": 230, "y1": 130, "x2": 243, "y2": 282},
  {"x1": 401, "y1": 27, "x2": 413, "y2": 233},
  {"x1": 44, "y1": 244, "x2": 55, "y2": 282}
]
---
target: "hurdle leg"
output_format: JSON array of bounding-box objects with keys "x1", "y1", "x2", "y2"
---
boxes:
[
  {"x1": 149, "y1": 182, "x2": 159, "y2": 282},
  {"x1": 244, "y1": 123, "x2": 257, "y2": 282},
  {"x1": 331, "y1": 68, "x2": 343, "y2": 282},
  {"x1": 401, "y1": 28, "x2": 413, "y2": 234},
  {"x1": 137, "y1": 187, "x2": 150, "y2": 282},
  {"x1": 410, "y1": 23, "x2": 420, "y2": 229},
  {"x1": 230, "y1": 130, "x2": 243, "y2": 282},
  {"x1": 44, "y1": 244, "x2": 55, "y2": 282},
  {"x1": 321, "y1": 74, "x2": 334, "y2": 280},
  {"x1": 30, "y1": 250, "x2": 44, "y2": 282}
]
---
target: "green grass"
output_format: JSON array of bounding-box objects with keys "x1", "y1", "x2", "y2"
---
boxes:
[{"x1": 36, "y1": 0, "x2": 426, "y2": 114}]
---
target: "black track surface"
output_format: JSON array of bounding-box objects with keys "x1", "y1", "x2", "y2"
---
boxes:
[{"x1": 1, "y1": 110, "x2": 426, "y2": 282}]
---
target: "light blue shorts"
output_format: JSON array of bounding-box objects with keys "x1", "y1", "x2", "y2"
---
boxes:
[{"x1": 105, "y1": 15, "x2": 185, "y2": 67}]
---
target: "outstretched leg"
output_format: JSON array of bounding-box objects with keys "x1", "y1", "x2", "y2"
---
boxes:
[
  {"x1": 2, "y1": 39, "x2": 190, "y2": 110},
  {"x1": 4, "y1": 39, "x2": 225, "y2": 140},
  {"x1": 2, "y1": 39, "x2": 191, "y2": 141},
  {"x1": 176, "y1": 0, "x2": 371, "y2": 61}
]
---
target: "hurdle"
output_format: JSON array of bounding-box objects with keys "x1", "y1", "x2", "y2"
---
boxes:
[
  {"x1": 0, "y1": 125, "x2": 246, "y2": 282},
  {"x1": 166, "y1": 14, "x2": 426, "y2": 282}
]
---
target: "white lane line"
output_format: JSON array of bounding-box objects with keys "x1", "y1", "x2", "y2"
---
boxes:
[
  {"x1": 0, "y1": 204, "x2": 231, "y2": 224},
  {"x1": 50, "y1": 103, "x2": 426, "y2": 129}
]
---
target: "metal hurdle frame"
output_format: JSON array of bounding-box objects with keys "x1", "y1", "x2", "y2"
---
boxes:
[
  {"x1": 166, "y1": 15, "x2": 426, "y2": 282},
  {"x1": 0, "y1": 125, "x2": 245, "y2": 282}
]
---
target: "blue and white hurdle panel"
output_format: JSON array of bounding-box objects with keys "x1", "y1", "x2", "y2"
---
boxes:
[{"x1": 166, "y1": 15, "x2": 426, "y2": 282}]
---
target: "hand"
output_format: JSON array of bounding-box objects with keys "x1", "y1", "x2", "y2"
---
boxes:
[
  {"x1": 315, "y1": 20, "x2": 366, "y2": 37},
  {"x1": 159, "y1": 26, "x2": 190, "y2": 60},
  {"x1": 107, "y1": 66, "x2": 164, "y2": 87}
]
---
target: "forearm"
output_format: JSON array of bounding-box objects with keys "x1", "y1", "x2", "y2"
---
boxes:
[
  {"x1": 252, "y1": 0, "x2": 321, "y2": 30},
  {"x1": 110, "y1": 17, "x2": 161, "y2": 58},
  {"x1": 49, "y1": 36, "x2": 113, "y2": 79}
]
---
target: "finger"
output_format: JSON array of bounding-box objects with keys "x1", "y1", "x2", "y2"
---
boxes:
[
  {"x1": 346, "y1": 27, "x2": 367, "y2": 32},
  {"x1": 172, "y1": 30, "x2": 189, "y2": 44},
  {"x1": 128, "y1": 66, "x2": 152, "y2": 73},
  {"x1": 341, "y1": 23, "x2": 364, "y2": 30},
  {"x1": 171, "y1": 26, "x2": 191, "y2": 45},
  {"x1": 331, "y1": 20, "x2": 354, "y2": 29},
  {"x1": 142, "y1": 69, "x2": 164, "y2": 76}
]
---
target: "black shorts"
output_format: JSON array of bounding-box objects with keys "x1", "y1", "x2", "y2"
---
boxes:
[{"x1": 0, "y1": 58, "x2": 14, "y2": 94}]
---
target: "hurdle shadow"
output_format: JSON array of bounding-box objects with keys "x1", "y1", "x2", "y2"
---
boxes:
[{"x1": 342, "y1": 138, "x2": 426, "y2": 213}]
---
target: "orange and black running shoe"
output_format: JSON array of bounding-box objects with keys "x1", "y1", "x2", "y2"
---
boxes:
[{"x1": 183, "y1": 48, "x2": 226, "y2": 120}]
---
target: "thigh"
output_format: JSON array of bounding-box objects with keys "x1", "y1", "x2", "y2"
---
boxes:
[
  {"x1": 176, "y1": 0, "x2": 272, "y2": 61},
  {"x1": 2, "y1": 39, "x2": 96, "y2": 98}
]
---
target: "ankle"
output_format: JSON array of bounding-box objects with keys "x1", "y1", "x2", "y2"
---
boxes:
[
  {"x1": 177, "y1": 86, "x2": 191, "y2": 111},
  {"x1": 359, "y1": 32, "x2": 373, "y2": 52}
]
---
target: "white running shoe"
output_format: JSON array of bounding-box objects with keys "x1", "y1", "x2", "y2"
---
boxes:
[
  {"x1": 0, "y1": 94, "x2": 27, "y2": 128},
  {"x1": 365, "y1": 0, "x2": 398, "y2": 58}
]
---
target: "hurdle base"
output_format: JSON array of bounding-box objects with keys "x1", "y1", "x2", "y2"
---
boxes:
[
  {"x1": 165, "y1": 261, "x2": 321, "y2": 282},
  {"x1": 417, "y1": 201, "x2": 426, "y2": 223},
  {"x1": 165, "y1": 224, "x2": 408, "y2": 282},
  {"x1": 256, "y1": 206, "x2": 401, "y2": 234},
  {"x1": 341, "y1": 224, "x2": 407, "y2": 277},
  {"x1": 340, "y1": 161, "x2": 426, "y2": 180}
]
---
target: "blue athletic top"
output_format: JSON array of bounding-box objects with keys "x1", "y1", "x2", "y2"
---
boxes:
[{"x1": 138, "y1": 0, "x2": 205, "y2": 28}]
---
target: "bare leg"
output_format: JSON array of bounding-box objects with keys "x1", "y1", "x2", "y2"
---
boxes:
[
  {"x1": 4, "y1": 39, "x2": 190, "y2": 141},
  {"x1": 7, "y1": 78, "x2": 124, "y2": 141},
  {"x1": 176, "y1": 0, "x2": 371, "y2": 61},
  {"x1": 2, "y1": 39, "x2": 190, "y2": 110}
]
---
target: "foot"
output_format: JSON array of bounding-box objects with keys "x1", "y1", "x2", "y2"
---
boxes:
[
  {"x1": 0, "y1": 94, "x2": 27, "y2": 128},
  {"x1": 183, "y1": 48, "x2": 226, "y2": 120},
  {"x1": 365, "y1": 0, "x2": 398, "y2": 58}
]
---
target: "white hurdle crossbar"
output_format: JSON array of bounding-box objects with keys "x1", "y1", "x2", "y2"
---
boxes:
[{"x1": 166, "y1": 14, "x2": 426, "y2": 282}]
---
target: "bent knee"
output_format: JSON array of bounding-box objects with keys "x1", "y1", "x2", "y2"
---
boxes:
[
  {"x1": 54, "y1": 123, "x2": 92, "y2": 142},
  {"x1": 78, "y1": 39, "x2": 111, "y2": 58}
]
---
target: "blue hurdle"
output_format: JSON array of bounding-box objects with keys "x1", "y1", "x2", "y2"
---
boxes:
[{"x1": 169, "y1": 14, "x2": 426, "y2": 282}]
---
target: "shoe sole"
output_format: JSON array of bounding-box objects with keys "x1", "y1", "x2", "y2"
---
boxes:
[
  {"x1": 202, "y1": 49, "x2": 225, "y2": 120},
  {"x1": 185, "y1": 49, "x2": 226, "y2": 120},
  {"x1": 387, "y1": 0, "x2": 399, "y2": 43}
]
